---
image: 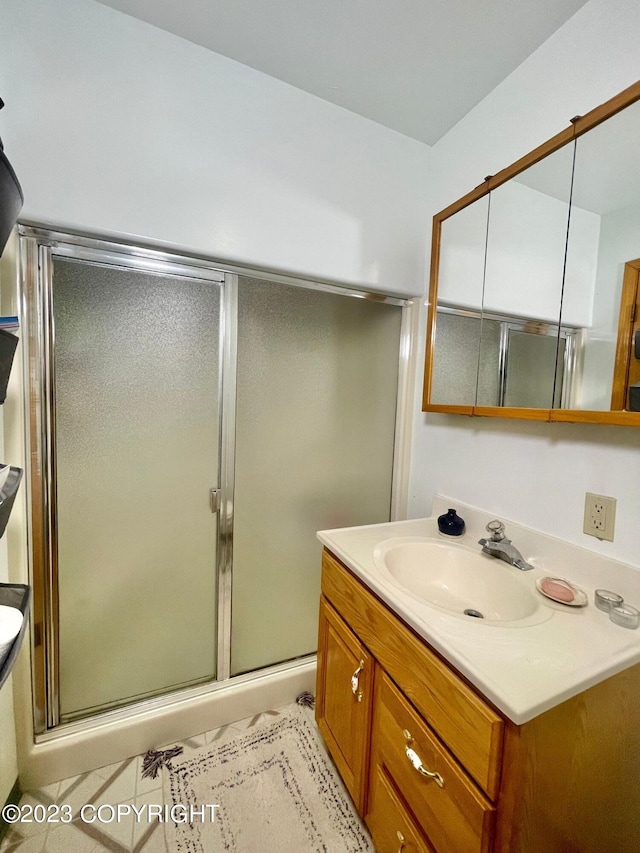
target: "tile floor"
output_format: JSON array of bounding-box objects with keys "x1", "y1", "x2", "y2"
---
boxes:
[{"x1": 0, "y1": 708, "x2": 284, "y2": 853}]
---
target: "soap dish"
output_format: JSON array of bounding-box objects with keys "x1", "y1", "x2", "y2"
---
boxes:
[{"x1": 535, "y1": 577, "x2": 587, "y2": 607}]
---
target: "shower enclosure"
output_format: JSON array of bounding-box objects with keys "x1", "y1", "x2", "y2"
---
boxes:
[{"x1": 19, "y1": 228, "x2": 408, "y2": 734}]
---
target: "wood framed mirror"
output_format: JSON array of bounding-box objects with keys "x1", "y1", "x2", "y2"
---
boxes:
[{"x1": 423, "y1": 80, "x2": 640, "y2": 425}]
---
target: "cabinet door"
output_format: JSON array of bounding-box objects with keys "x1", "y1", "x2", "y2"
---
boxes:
[{"x1": 316, "y1": 595, "x2": 374, "y2": 813}]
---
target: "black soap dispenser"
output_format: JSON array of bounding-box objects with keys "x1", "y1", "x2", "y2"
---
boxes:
[{"x1": 437, "y1": 508, "x2": 465, "y2": 537}]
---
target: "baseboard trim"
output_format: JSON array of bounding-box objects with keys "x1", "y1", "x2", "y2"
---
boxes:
[{"x1": 0, "y1": 777, "x2": 21, "y2": 843}]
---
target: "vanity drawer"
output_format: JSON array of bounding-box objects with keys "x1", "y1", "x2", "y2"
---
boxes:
[
  {"x1": 371, "y1": 672, "x2": 495, "y2": 853},
  {"x1": 321, "y1": 549, "x2": 503, "y2": 798},
  {"x1": 366, "y1": 763, "x2": 435, "y2": 853}
]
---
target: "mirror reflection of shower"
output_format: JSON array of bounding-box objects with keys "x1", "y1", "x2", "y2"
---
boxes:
[{"x1": 432, "y1": 306, "x2": 580, "y2": 409}]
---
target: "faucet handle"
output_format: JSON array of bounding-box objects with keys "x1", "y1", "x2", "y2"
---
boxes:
[{"x1": 486, "y1": 520, "x2": 505, "y2": 541}]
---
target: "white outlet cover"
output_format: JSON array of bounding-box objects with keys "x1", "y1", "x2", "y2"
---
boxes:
[{"x1": 584, "y1": 492, "x2": 617, "y2": 542}]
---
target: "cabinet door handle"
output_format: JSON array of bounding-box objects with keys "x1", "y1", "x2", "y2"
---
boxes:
[
  {"x1": 396, "y1": 830, "x2": 406, "y2": 852},
  {"x1": 351, "y1": 660, "x2": 365, "y2": 702},
  {"x1": 403, "y1": 729, "x2": 445, "y2": 788}
]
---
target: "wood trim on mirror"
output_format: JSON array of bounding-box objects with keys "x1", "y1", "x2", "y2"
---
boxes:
[
  {"x1": 474, "y1": 407, "x2": 551, "y2": 422},
  {"x1": 423, "y1": 79, "x2": 640, "y2": 426}
]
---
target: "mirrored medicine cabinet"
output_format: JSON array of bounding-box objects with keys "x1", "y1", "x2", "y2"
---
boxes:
[{"x1": 423, "y1": 80, "x2": 640, "y2": 425}]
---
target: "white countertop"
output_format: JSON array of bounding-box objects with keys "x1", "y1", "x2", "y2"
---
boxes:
[{"x1": 317, "y1": 496, "x2": 640, "y2": 725}]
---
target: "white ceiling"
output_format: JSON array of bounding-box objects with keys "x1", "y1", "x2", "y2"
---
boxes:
[{"x1": 96, "y1": 0, "x2": 589, "y2": 146}]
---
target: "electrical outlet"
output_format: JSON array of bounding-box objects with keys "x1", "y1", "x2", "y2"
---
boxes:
[{"x1": 584, "y1": 493, "x2": 616, "y2": 542}]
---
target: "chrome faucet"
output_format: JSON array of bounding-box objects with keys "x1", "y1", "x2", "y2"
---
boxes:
[{"x1": 478, "y1": 520, "x2": 533, "y2": 571}]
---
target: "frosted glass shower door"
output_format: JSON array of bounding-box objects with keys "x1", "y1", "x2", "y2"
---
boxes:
[
  {"x1": 503, "y1": 330, "x2": 566, "y2": 408},
  {"x1": 230, "y1": 277, "x2": 402, "y2": 676},
  {"x1": 53, "y1": 257, "x2": 221, "y2": 719}
]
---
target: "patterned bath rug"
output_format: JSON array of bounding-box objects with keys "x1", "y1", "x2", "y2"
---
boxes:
[{"x1": 162, "y1": 704, "x2": 374, "y2": 852}]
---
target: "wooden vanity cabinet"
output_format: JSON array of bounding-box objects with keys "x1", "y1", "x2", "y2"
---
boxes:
[{"x1": 316, "y1": 547, "x2": 640, "y2": 853}]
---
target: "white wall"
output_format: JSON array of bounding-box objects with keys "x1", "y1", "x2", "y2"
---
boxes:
[
  {"x1": 410, "y1": 0, "x2": 640, "y2": 568},
  {"x1": 0, "y1": 0, "x2": 431, "y2": 295}
]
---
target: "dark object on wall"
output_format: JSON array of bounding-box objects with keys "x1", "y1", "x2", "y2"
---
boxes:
[
  {"x1": 0, "y1": 329, "x2": 18, "y2": 404},
  {"x1": 0, "y1": 97, "x2": 24, "y2": 257},
  {"x1": 0, "y1": 465, "x2": 22, "y2": 539},
  {"x1": 629, "y1": 382, "x2": 640, "y2": 412},
  {"x1": 0, "y1": 582, "x2": 30, "y2": 692},
  {"x1": 635, "y1": 329, "x2": 640, "y2": 360},
  {"x1": 437, "y1": 507, "x2": 466, "y2": 536}
]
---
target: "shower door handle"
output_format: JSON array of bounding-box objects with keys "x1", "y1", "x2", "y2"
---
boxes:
[{"x1": 210, "y1": 488, "x2": 221, "y2": 513}]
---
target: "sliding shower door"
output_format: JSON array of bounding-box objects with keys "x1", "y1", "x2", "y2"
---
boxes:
[
  {"x1": 21, "y1": 229, "x2": 406, "y2": 731},
  {"x1": 230, "y1": 277, "x2": 402, "y2": 676},
  {"x1": 51, "y1": 255, "x2": 222, "y2": 721}
]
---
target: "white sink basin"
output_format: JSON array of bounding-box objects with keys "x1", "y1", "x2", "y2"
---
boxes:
[
  {"x1": 0, "y1": 604, "x2": 23, "y2": 666},
  {"x1": 373, "y1": 537, "x2": 549, "y2": 626}
]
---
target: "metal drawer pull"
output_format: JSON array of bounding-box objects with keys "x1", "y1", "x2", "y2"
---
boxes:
[
  {"x1": 396, "y1": 830, "x2": 406, "y2": 852},
  {"x1": 351, "y1": 660, "x2": 365, "y2": 701},
  {"x1": 403, "y1": 729, "x2": 445, "y2": 788}
]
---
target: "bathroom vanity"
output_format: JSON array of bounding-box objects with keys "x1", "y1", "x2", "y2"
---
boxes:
[{"x1": 315, "y1": 501, "x2": 640, "y2": 853}]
